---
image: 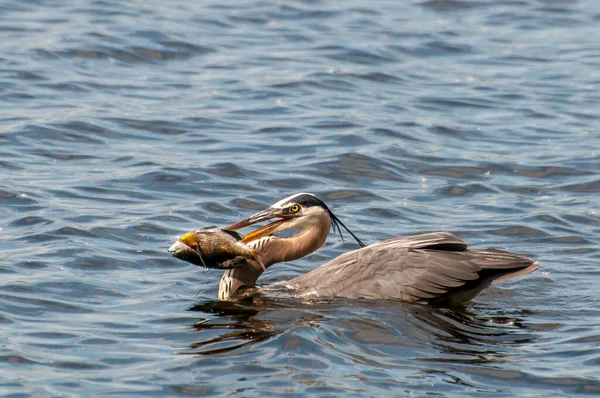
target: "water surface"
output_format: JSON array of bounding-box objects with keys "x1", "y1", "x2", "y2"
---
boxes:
[{"x1": 1, "y1": 0, "x2": 599, "y2": 396}]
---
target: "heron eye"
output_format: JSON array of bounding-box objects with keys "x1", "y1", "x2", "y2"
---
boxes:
[{"x1": 290, "y1": 204, "x2": 300, "y2": 213}]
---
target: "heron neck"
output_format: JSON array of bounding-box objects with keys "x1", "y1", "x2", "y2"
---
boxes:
[
  {"x1": 218, "y1": 215, "x2": 330, "y2": 301},
  {"x1": 218, "y1": 260, "x2": 264, "y2": 301}
]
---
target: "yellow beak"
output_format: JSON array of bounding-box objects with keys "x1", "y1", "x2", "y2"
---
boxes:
[{"x1": 226, "y1": 207, "x2": 290, "y2": 244}]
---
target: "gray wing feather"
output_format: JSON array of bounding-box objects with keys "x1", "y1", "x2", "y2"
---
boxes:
[
  {"x1": 380, "y1": 232, "x2": 467, "y2": 250},
  {"x1": 286, "y1": 232, "x2": 536, "y2": 303}
]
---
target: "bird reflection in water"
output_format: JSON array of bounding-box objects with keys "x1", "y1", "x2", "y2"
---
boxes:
[
  {"x1": 410, "y1": 305, "x2": 534, "y2": 364},
  {"x1": 183, "y1": 297, "x2": 533, "y2": 364},
  {"x1": 182, "y1": 297, "x2": 327, "y2": 356},
  {"x1": 183, "y1": 300, "x2": 278, "y2": 356}
]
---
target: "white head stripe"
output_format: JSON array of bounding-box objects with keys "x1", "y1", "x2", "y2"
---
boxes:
[{"x1": 270, "y1": 192, "x2": 316, "y2": 208}]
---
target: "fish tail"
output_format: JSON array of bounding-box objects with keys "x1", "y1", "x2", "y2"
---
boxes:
[
  {"x1": 250, "y1": 250, "x2": 267, "y2": 272},
  {"x1": 233, "y1": 243, "x2": 256, "y2": 259}
]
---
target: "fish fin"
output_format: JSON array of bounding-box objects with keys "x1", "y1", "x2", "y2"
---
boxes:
[
  {"x1": 251, "y1": 251, "x2": 266, "y2": 272},
  {"x1": 222, "y1": 229, "x2": 244, "y2": 241}
]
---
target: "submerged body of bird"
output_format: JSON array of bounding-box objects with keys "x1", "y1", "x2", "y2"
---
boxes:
[{"x1": 168, "y1": 227, "x2": 259, "y2": 270}]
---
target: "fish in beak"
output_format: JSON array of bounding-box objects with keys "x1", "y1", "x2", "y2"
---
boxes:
[
  {"x1": 168, "y1": 227, "x2": 261, "y2": 270},
  {"x1": 225, "y1": 207, "x2": 293, "y2": 244}
]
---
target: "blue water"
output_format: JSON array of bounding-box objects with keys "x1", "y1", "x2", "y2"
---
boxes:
[{"x1": 1, "y1": 0, "x2": 599, "y2": 396}]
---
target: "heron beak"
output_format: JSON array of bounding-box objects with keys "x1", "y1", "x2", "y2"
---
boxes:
[{"x1": 225, "y1": 207, "x2": 288, "y2": 244}]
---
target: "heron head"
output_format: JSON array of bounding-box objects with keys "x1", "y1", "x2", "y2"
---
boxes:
[{"x1": 226, "y1": 192, "x2": 365, "y2": 247}]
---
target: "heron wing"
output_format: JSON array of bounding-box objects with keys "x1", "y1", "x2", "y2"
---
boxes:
[{"x1": 286, "y1": 232, "x2": 537, "y2": 303}]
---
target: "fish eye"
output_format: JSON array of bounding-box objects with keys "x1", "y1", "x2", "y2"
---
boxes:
[{"x1": 289, "y1": 204, "x2": 300, "y2": 213}]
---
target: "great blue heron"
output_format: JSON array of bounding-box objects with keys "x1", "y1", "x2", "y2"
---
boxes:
[{"x1": 178, "y1": 193, "x2": 539, "y2": 305}]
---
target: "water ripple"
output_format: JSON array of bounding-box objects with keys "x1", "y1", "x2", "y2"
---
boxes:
[{"x1": 1, "y1": 0, "x2": 599, "y2": 396}]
